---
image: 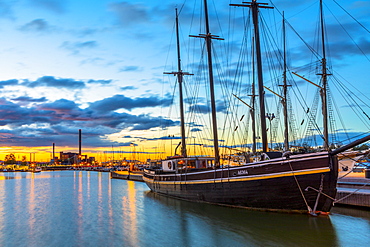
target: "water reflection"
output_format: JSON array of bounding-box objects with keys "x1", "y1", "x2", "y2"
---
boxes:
[
  {"x1": 144, "y1": 191, "x2": 339, "y2": 246},
  {"x1": 97, "y1": 171, "x2": 103, "y2": 232},
  {"x1": 122, "y1": 181, "x2": 138, "y2": 246},
  {"x1": 107, "y1": 175, "x2": 113, "y2": 236},
  {"x1": 331, "y1": 207, "x2": 370, "y2": 246},
  {"x1": 0, "y1": 171, "x2": 368, "y2": 246},
  {"x1": 27, "y1": 173, "x2": 36, "y2": 242},
  {"x1": 0, "y1": 177, "x2": 4, "y2": 242},
  {"x1": 77, "y1": 171, "x2": 83, "y2": 244},
  {"x1": 332, "y1": 206, "x2": 370, "y2": 219}
]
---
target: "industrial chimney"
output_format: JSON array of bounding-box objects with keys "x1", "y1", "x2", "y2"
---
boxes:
[
  {"x1": 53, "y1": 143, "x2": 55, "y2": 163},
  {"x1": 79, "y1": 129, "x2": 82, "y2": 155}
]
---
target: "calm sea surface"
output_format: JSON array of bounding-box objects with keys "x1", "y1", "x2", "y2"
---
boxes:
[{"x1": 0, "y1": 171, "x2": 369, "y2": 247}]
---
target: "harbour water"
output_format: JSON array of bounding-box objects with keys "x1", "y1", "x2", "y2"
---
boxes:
[{"x1": 0, "y1": 171, "x2": 369, "y2": 247}]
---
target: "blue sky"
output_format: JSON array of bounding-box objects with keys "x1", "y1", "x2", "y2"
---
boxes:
[{"x1": 0, "y1": 0, "x2": 369, "y2": 159}]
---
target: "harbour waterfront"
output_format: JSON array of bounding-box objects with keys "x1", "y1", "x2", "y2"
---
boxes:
[{"x1": 0, "y1": 171, "x2": 369, "y2": 247}]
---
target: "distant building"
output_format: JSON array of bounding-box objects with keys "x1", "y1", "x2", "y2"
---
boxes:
[{"x1": 59, "y1": 152, "x2": 94, "y2": 165}]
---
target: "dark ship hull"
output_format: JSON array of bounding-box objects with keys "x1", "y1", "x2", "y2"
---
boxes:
[{"x1": 143, "y1": 152, "x2": 338, "y2": 214}]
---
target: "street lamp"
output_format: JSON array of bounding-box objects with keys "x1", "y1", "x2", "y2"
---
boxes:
[
  {"x1": 266, "y1": 113, "x2": 275, "y2": 151},
  {"x1": 168, "y1": 135, "x2": 174, "y2": 156}
]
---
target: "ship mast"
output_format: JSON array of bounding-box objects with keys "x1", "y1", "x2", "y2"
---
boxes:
[
  {"x1": 319, "y1": 0, "x2": 329, "y2": 150},
  {"x1": 281, "y1": 12, "x2": 290, "y2": 151},
  {"x1": 230, "y1": 0, "x2": 273, "y2": 153},
  {"x1": 164, "y1": 8, "x2": 193, "y2": 157},
  {"x1": 190, "y1": 0, "x2": 223, "y2": 165},
  {"x1": 251, "y1": 37, "x2": 257, "y2": 154}
]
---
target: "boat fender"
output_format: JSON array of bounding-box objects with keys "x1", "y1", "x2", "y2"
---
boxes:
[
  {"x1": 261, "y1": 153, "x2": 270, "y2": 160},
  {"x1": 282, "y1": 151, "x2": 292, "y2": 159}
]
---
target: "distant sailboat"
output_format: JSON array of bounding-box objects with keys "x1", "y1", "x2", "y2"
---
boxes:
[{"x1": 31, "y1": 166, "x2": 42, "y2": 173}]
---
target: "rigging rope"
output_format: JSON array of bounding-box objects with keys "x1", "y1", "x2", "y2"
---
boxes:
[
  {"x1": 326, "y1": 4, "x2": 370, "y2": 63},
  {"x1": 288, "y1": 161, "x2": 312, "y2": 213},
  {"x1": 332, "y1": 0, "x2": 370, "y2": 34}
]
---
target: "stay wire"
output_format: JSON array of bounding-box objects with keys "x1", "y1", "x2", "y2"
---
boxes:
[{"x1": 332, "y1": 0, "x2": 370, "y2": 34}]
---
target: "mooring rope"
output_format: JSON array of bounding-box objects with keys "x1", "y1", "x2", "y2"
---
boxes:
[{"x1": 288, "y1": 161, "x2": 312, "y2": 213}]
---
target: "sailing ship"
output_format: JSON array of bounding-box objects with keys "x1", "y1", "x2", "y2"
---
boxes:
[{"x1": 143, "y1": 0, "x2": 370, "y2": 214}]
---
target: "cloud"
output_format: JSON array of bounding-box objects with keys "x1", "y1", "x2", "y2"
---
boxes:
[
  {"x1": 0, "y1": 99, "x2": 33, "y2": 125},
  {"x1": 328, "y1": 38, "x2": 370, "y2": 59},
  {"x1": 22, "y1": 76, "x2": 86, "y2": 89},
  {"x1": 188, "y1": 104, "x2": 210, "y2": 114},
  {"x1": 18, "y1": 19, "x2": 54, "y2": 33},
  {"x1": 38, "y1": 99, "x2": 82, "y2": 113},
  {"x1": 11, "y1": 96, "x2": 47, "y2": 103},
  {"x1": 0, "y1": 79, "x2": 19, "y2": 88},
  {"x1": 0, "y1": 1, "x2": 15, "y2": 20},
  {"x1": 117, "y1": 114, "x2": 177, "y2": 131},
  {"x1": 0, "y1": 124, "x2": 117, "y2": 147},
  {"x1": 0, "y1": 96, "x2": 178, "y2": 147},
  {"x1": 120, "y1": 86, "x2": 137, "y2": 90},
  {"x1": 1, "y1": 76, "x2": 112, "y2": 90},
  {"x1": 269, "y1": 0, "x2": 312, "y2": 10},
  {"x1": 74, "y1": 27, "x2": 105, "y2": 37},
  {"x1": 60, "y1": 41, "x2": 98, "y2": 55},
  {"x1": 187, "y1": 100, "x2": 228, "y2": 114},
  {"x1": 86, "y1": 79, "x2": 112, "y2": 85},
  {"x1": 119, "y1": 66, "x2": 141, "y2": 72},
  {"x1": 30, "y1": 0, "x2": 67, "y2": 14},
  {"x1": 89, "y1": 94, "x2": 172, "y2": 112},
  {"x1": 184, "y1": 96, "x2": 206, "y2": 104},
  {"x1": 108, "y1": 1, "x2": 149, "y2": 27},
  {"x1": 144, "y1": 135, "x2": 182, "y2": 141}
]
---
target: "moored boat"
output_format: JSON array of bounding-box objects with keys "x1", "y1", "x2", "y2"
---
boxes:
[
  {"x1": 32, "y1": 167, "x2": 42, "y2": 173},
  {"x1": 144, "y1": 152, "x2": 339, "y2": 213},
  {"x1": 143, "y1": 0, "x2": 370, "y2": 214}
]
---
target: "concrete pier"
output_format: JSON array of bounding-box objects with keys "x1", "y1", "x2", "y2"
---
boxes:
[
  {"x1": 336, "y1": 172, "x2": 370, "y2": 208},
  {"x1": 110, "y1": 171, "x2": 144, "y2": 182}
]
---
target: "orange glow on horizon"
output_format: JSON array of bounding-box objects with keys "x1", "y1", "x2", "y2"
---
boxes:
[{"x1": 0, "y1": 138, "x2": 216, "y2": 162}]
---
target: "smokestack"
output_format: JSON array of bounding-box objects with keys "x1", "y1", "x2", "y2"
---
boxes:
[
  {"x1": 79, "y1": 129, "x2": 82, "y2": 155},
  {"x1": 53, "y1": 143, "x2": 55, "y2": 162}
]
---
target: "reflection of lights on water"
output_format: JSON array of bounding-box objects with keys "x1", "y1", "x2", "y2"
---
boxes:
[
  {"x1": 122, "y1": 181, "x2": 138, "y2": 246},
  {"x1": 107, "y1": 176, "x2": 113, "y2": 232},
  {"x1": 77, "y1": 171, "x2": 84, "y2": 240},
  {"x1": 97, "y1": 171, "x2": 103, "y2": 227},
  {"x1": 28, "y1": 172, "x2": 36, "y2": 241},
  {"x1": 0, "y1": 177, "x2": 4, "y2": 241},
  {"x1": 87, "y1": 171, "x2": 91, "y2": 200}
]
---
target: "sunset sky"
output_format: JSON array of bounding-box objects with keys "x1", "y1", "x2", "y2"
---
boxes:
[{"x1": 0, "y1": 0, "x2": 369, "y2": 162}]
